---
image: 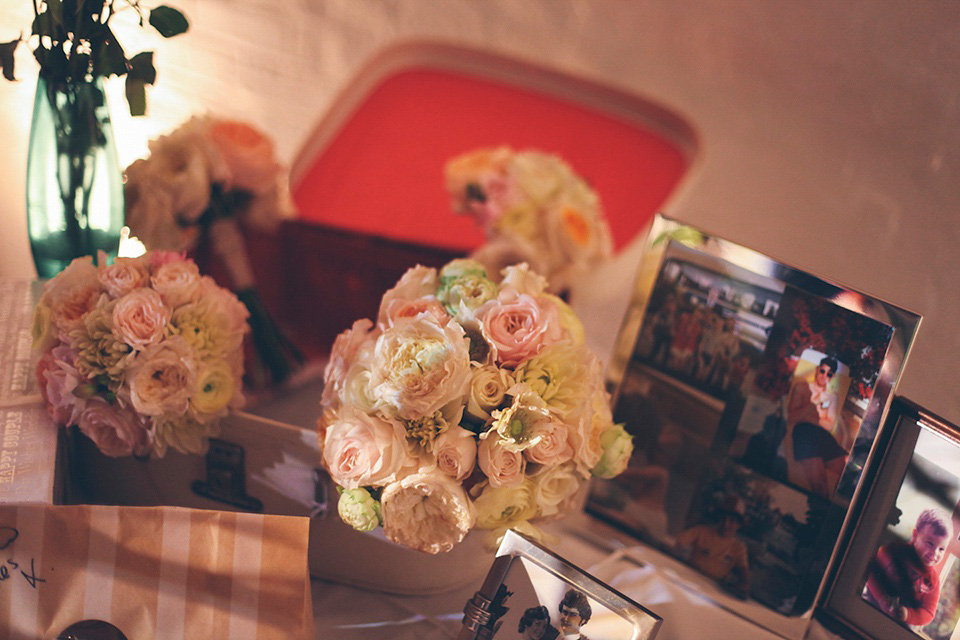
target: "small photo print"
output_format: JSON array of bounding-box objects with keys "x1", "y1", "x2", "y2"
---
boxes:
[
  {"x1": 631, "y1": 254, "x2": 781, "y2": 400},
  {"x1": 859, "y1": 429, "x2": 960, "y2": 640},
  {"x1": 469, "y1": 556, "x2": 635, "y2": 639},
  {"x1": 737, "y1": 286, "x2": 895, "y2": 499}
]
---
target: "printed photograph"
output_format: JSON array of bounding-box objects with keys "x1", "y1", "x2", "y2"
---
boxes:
[
  {"x1": 859, "y1": 428, "x2": 960, "y2": 640},
  {"x1": 465, "y1": 555, "x2": 636, "y2": 639},
  {"x1": 739, "y1": 287, "x2": 895, "y2": 499},
  {"x1": 631, "y1": 255, "x2": 781, "y2": 400}
]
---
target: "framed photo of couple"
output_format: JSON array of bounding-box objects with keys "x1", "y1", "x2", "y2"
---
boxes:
[
  {"x1": 458, "y1": 530, "x2": 662, "y2": 640},
  {"x1": 820, "y1": 398, "x2": 960, "y2": 640},
  {"x1": 586, "y1": 214, "x2": 921, "y2": 622}
]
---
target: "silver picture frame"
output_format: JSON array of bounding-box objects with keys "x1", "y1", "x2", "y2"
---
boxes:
[
  {"x1": 458, "y1": 529, "x2": 662, "y2": 640},
  {"x1": 820, "y1": 397, "x2": 960, "y2": 640},
  {"x1": 586, "y1": 214, "x2": 921, "y2": 622}
]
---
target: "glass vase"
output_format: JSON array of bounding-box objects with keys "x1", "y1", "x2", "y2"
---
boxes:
[{"x1": 26, "y1": 76, "x2": 124, "y2": 278}]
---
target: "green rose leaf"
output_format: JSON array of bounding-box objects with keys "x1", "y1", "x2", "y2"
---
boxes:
[
  {"x1": 149, "y1": 6, "x2": 190, "y2": 38},
  {"x1": 0, "y1": 39, "x2": 18, "y2": 81},
  {"x1": 128, "y1": 51, "x2": 158, "y2": 85},
  {"x1": 125, "y1": 77, "x2": 146, "y2": 117},
  {"x1": 92, "y1": 28, "x2": 127, "y2": 78}
]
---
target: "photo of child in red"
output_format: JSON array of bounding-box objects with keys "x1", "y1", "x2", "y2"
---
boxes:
[{"x1": 862, "y1": 508, "x2": 953, "y2": 627}]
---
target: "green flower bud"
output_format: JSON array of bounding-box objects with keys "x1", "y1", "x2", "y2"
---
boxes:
[
  {"x1": 591, "y1": 424, "x2": 634, "y2": 479},
  {"x1": 337, "y1": 487, "x2": 382, "y2": 532}
]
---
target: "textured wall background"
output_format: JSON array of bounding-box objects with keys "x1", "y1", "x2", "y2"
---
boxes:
[{"x1": 2, "y1": 1, "x2": 958, "y2": 423}]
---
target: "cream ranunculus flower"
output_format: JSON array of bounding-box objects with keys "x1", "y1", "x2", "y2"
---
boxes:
[
  {"x1": 473, "y1": 479, "x2": 537, "y2": 530},
  {"x1": 466, "y1": 364, "x2": 514, "y2": 423},
  {"x1": 322, "y1": 407, "x2": 413, "y2": 489},
  {"x1": 380, "y1": 472, "x2": 477, "y2": 554},
  {"x1": 123, "y1": 336, "x2": 197, "y2": 417},
  {"x1": 190, "y1": 359, "x2": 240, "y2": 420},
  {"x1": 531, "y1": 462, "x2": 583, "y2": 518},
  {"x1": 369, "y1": 315, "x2": 471, "y2": 421},
  {"x1": 591, "y1": 423, "x2": 635, "y2": 479},
  {"x1": 337, "y1": 487, "x2": 382, "y2": 532},
  {"x1": 111, "y1": 288, "x2": 171, "y2": 351},
  {"x1": 477, "y1": 434, "x2": 526, "y2": 488},
  {"x1": 431, "y1": 425, "x2": 478, "y2": 481}
]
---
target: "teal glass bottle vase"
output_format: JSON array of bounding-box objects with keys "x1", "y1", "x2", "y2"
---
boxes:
[{"x1": 26, "y1": 76, "x2": 124, "y2": 278}]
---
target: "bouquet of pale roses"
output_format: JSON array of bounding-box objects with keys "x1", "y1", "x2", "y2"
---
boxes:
[
  {"x1": 318, "y1": 259, "x2": 633, "y2": 554},
  {"x1": 32, "y1": 251, "x2": 249, "y2": 458},
  {"x1": 124, "y1": 115, "x2": 302, "y2": 384},
  {"x1": 444, "y1": 147, "x2": 613, "y2": 294}
]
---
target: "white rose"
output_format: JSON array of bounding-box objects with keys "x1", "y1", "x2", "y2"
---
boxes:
[
  {"x1": 466, "y1": 365, "x2": 513, "y2": 423},
  {"x1": 532, "y1": 463, "x2": 583, "y2": 518},
  {"x1": 474, "y1": 480, "x2": 537, "y2": 530},
  {"x1": 380, "y1": 472, "x2": 477, "y2": 554},
  {"x1": 322, "y1": 407, "x2": 413, "y2": 489}
]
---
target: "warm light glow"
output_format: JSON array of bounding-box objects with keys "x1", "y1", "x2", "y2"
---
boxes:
[{"x1": 117, "y1": 226, "x2": 146, "y2": 258}]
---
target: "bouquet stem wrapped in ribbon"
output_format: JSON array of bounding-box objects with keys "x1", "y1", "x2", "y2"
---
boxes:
[
  {"x1": 124, "y1": 116, "x2": 303, "y2": 386},
  {"x1": 318, "y1": 259, "x2": 633, "y2": 553}
]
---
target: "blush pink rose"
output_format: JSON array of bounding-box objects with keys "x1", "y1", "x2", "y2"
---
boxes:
[
  {"x1": 380, "y1": 472, "x2": 477, "y2": 554},
  {"x1": 478, "y1": 435, "x2": 526, "y2": 488},
  {"x1": 377, "y1": 265, "x2": 440, "y2": 329},
  {"x1": 149, "y1": 250, "x2": 188, "y2": 269},
  {"x1": 478, "y1": 291, "x2": 562, "y2": 367},
  {"x1": 112, "y1": 288, "x2": 171, "y2": 350},
  {"x1": 78, "y1": 399, "x2": 151, "y2": 457},
  {"x1": 98, "y1": 257, "x2": 149, "y2": 299},
  {"x1": 433, "y1": 426, "x2": 478, "y2": 481},
  {"x1": 37, "y1": 345, "x2": 86, "y2": 426},
  {"x1": 322, "y1": 407, "x2": 413, "y2": 489},
  {"x1": 524, "y1": 420, "x2": 573, "y2": 466},
  {"x1": 322, "y1": 318, "x2": 375, "y2": 408},
  {"x1": 150, "y1": 260, "x2": 202, "y2": 308}
]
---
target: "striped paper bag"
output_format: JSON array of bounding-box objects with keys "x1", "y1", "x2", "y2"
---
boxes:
[{"x1": 0, "y1": 504, "x2": 314, "y2": 639}]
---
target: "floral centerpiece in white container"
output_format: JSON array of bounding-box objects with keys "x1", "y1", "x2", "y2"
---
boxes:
[
  {"x1": 318, "y1": 259, "x2": 633, "y2": 553},
  {"x1": 32, "y1": 251, "x2": 249, "y2": 457},
  {"x1": 444, "y1": 147, "x2": 614, "y2": 295}
]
